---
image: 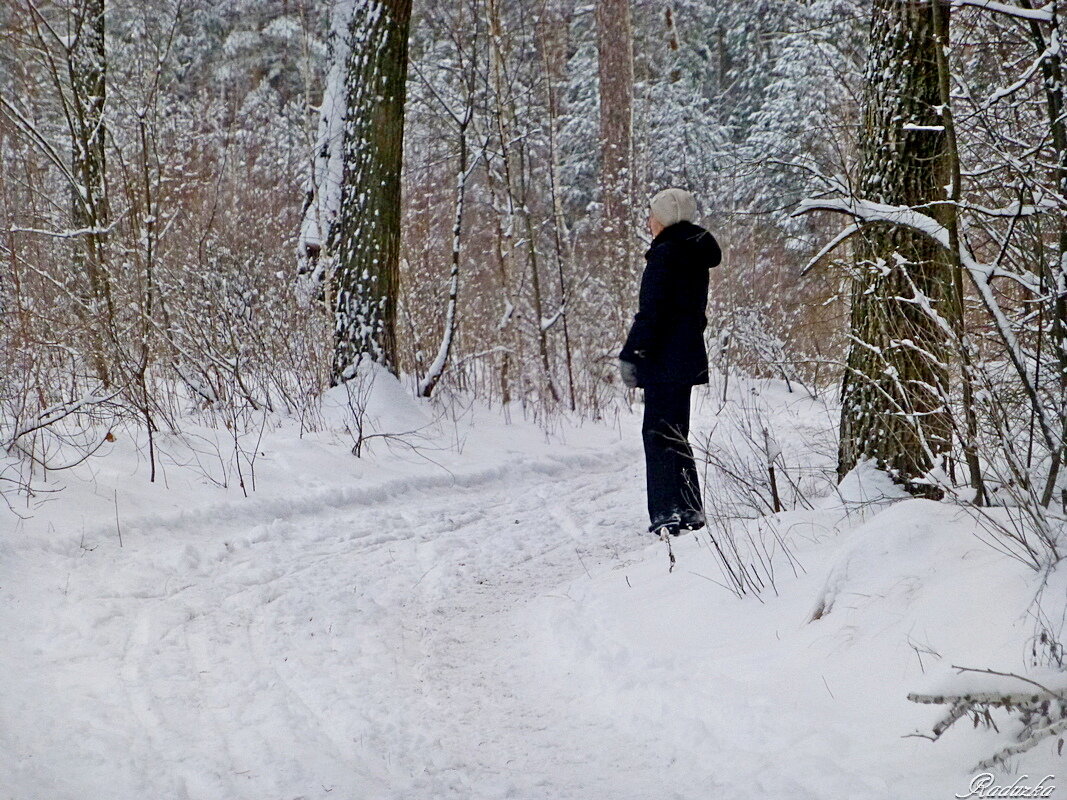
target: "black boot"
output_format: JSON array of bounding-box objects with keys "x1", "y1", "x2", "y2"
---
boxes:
[
  {"x1": 648, "y1": 512, "x2": 682, "y2": 537},
  {"x1": 679, "y1": 509, "x2": 705, "y2": 531}
]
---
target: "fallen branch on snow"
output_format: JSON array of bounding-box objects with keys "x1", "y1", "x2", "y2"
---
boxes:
[{"x1": 907, "y1": 666, "x2": 1067, "y2": 770}]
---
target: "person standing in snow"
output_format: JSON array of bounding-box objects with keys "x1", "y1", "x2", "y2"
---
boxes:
[{"x1": 618, "y1": 188, "x2": 721, "y2": 537}]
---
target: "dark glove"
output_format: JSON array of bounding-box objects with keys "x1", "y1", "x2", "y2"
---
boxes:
[{"x1": 619, "y1": 359, "x2": 638, "y2": 389}]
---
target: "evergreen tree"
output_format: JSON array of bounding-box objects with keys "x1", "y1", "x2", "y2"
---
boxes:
[{"x1": 559, "y1": 11, "x2": 598, "y2": 218}]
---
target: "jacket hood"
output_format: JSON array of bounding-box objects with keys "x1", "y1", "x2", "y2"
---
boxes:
[{"x1": 650, "y1": 220, "x2": 722, "y2": 269}]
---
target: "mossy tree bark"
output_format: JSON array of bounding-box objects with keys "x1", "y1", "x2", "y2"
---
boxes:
[{"x1": 838, "y1": 0, "x2": 955, "y2": 496}]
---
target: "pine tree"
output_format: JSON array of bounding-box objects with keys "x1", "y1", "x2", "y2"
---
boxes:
[
  {"x1": 838, "y1": 0, "x2": 955, "y2": 495},
  {"x1": 559, "y1": 11, "x2": 598, "y2": 218}
]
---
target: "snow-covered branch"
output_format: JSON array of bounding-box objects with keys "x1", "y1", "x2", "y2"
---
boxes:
[
  {"x1": 951, "y1": 0, "x2": 1055, "y2": 23},
  {"x1": 5, "y1": 389, "x2": 121, "y2": 448},
  {"x1": 909, "y1": 666, "x2": 1067, "y2": 771},
  {"x1": 794, "y1": 196, "x2": 1037, "y2": 291},
  {"x1": 795, "y1": 195, "x2": 1060, "y2": 456}
]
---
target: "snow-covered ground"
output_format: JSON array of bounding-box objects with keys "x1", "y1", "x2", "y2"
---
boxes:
[{"x1": 2, "y1": 372, "x2": 1064, "y2": 799}]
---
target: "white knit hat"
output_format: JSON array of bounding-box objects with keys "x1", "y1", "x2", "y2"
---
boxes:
[{"x1": 649, "y1": 187, "x2": 698, "y2": 227}]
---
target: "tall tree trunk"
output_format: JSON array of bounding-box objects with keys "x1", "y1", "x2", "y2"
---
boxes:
[
  {"x1": 930, "y1": 0, "x2": 984, "y2": 504},
  {"x1": 838, "y1": 0, "x2": 955, "y2": 496},
  {"x1": 538, "y1": 5, "x2": 577, "y2": 410},
  {"x1": 485, "y1": 0, "x2": 559, "y2": 404},
  {"x1": 595, "y1": 0, "x2": 634, "y2": 238},
  {"x1": 418, "y1": 113, "x2": 470, "y2": 399},
  {"x1": 69, "y1": 0, "x2": 111, "y2": 384},
  {"x1": 1019, "y1": 1, "x2": 1067, "y2": 507},
  {"x1": 302, "y1": 0, "x2": 412, "y2": 383}
]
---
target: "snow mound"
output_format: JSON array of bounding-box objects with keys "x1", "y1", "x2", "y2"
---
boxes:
[
  {"x1": 830, "y1": 458, "x2": 911, "y2": 507},
  {"x1": 521, "y1": 492, "x2": 1054, "y2": 797},
  {"x1": 807, "y1": 499, "x2": 1015, "y2": 625},
  {"x1": 318, "y1": 360, "x2": 429, "y2": 435}
]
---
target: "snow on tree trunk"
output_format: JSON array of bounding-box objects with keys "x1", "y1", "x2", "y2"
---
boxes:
[
  {"x1": 418, "y1": 118, "x2": 470, "y2": 399},
  {"x1": 838, "y1": 0, "x2": 954, "y2": 496},
  {"x1": 1022, "y1": 5, "x2": 1067, "y2": 505},
  {"x1": 300, "y1": 0, "x2": 412, "y2": 383},
  {"x1": 70, "y1": 0, "x2": 112, "y2": 385}
]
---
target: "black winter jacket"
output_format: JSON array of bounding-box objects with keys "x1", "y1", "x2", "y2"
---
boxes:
[{"x1": 619, "y1": 220, "x2": 721, "y2": 387}]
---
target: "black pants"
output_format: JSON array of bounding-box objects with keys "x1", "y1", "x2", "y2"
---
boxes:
[{"x1": 642, "y1": 383, "x2": 702, "y2": 526}]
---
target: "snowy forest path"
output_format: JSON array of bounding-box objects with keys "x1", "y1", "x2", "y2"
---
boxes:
[{"x1": 0, "y1": 441, "x2": 700, "y2": 800}]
